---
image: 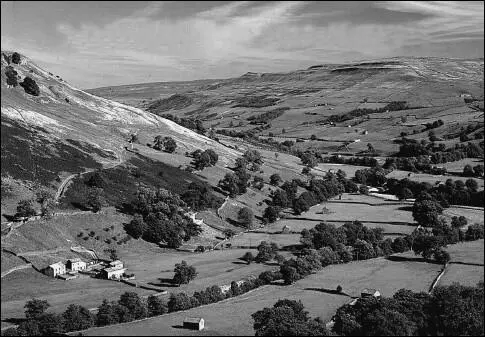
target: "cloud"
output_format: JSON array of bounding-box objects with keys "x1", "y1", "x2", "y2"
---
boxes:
[{"x1": 3, "y1": 1, "x2": 483, "y2": 88}]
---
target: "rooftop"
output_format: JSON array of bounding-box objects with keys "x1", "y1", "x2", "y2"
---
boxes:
[
  {"x1": 184, "y1": 317, "x2": 203, "y2": 324},
  {"x1": 48, "y1": 261, "x2": 65, "y2": 268},
  {"x1": 362, "y1": 288, "x2": 378, "y2": 294},
  {"x1": 104, "y1": 266, "x2": 126, "y2": 273},
  {"x1": 68, "y1": 258, "x2": 82, "y2": 263}
]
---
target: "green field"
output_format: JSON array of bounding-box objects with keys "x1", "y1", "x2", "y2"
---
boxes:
[
  {"x1": 440, "y1": 264, "x2": 484, "y2": 287},
  {"x1": 81, "y1": 256, "x2": 442, "y2": 336}
]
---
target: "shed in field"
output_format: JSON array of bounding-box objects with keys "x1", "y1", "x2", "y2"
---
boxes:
[
  {"x1": 361, "y1": 288, "x2": 381, "y2": 298},
  {"x1": 183, "y1": 317, "x2": 204, "y2": 330}
]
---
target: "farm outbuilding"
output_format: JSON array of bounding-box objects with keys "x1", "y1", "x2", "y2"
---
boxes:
[
  {"x1": 183, "y1": 317, "x2": 205, "y2": 330},
  {"x1": 45, "y1": 261, "x2": 66, "y2": 278},
  {"x1": 361, "y1": 288, "x2": 381, "y2": 298},
  {"x1": 66, "y1": 258, "x2": 86, "y2": 272},
  {"x1": 101, "y1": 266, "x2": 126, "y2": 280}
]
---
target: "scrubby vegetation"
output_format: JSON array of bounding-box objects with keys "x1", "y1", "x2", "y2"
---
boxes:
[
  {"x1": 232, "y1": 96, "x2": 279, "y2": 108},
  {"x1": 325, "y1": 101, "x2": 409, "y2": 124},
  {"x1": 247, "y1": 107, "x2": 289, "y2": 124}
]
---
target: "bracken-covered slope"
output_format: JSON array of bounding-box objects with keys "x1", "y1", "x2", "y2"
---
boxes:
[{"x1": 1, "y1": 51, "x2": 241, "y2": 186}]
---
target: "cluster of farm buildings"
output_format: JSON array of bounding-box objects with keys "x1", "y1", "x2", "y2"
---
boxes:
[{"x1": 44, "y1": 258, "x2": 130, "y2": 281}]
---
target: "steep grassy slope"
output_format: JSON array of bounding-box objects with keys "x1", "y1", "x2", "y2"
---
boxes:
[
  {"x1": 1, "y1": 51, "x2": 242, "y2": 188},
  {"x1": 88, "y1": 57, "x2": 484, "y2": 155}
]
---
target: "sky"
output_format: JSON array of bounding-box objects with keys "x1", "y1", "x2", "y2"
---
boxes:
[{"x1": 2, "y1": 1, "x2": 484, "y2": 89}]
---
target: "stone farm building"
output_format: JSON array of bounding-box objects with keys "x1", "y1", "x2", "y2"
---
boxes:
[
  {"x1": 45, "y1": 261, "x2": 66, "y2": 278},
  {"x1": 183, "y1": 317, "x2": 205, "y2": 331},
  {"x1": 66, "y1": 258, "x2": 87, "y2": 272},
  {"x1": 101, "y1": 260, "x2": 126, "y2": 280}
]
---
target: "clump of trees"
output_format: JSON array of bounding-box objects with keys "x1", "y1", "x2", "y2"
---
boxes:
[
  {"x1": 20, "y1": 76, "x2": 40, "y2": 96},
  {"x1": 160, "y1": 114, "x2": 206, "y2": 135},
  {"x1": 252, "y1": 299, "x2": 329, "y2": 336},
  {"x1": 190, "y1": 149, "x2": 218, "y2": 170},
  {"x1": 332, "y1": 282, "x2": 484, "y2": 336},
  {"x1": 181, "y1": 181, "x2": 223, "y2": 211},
  {"x1": 153, "y1": 136, "x2": 177, "y2": 153},
  {"x1": 324, "y1": 155, "x2": 379, "y2": 167},
  {"x1": 217, "y1": 165, "x2": 251, "y2": 198},
  {"x1": 124, "y1": 186, "x2": 201, "y2": 248}
]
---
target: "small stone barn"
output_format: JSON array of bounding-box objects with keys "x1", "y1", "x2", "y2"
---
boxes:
[{"x1": 183, "y1": 317, "x2": 204, "y2": 330}]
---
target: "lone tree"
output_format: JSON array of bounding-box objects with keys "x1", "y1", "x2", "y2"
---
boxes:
[
  {"x1": 11, "y1": 52, "x2": 21, "y2": 64},
  {"x1": 242, "y1": 251, "x2": 254, "y2": 265},
  {"x1": 238, "y1": 207, "x2": 254, "y2": 229},
  {"x1": 412, "y1": 198, "x2": 443, "y2": 227},
  {"x1": 269, "y1": 173, "x2": 282, "y2": 186},
  {"x1": 20, "y1": 76, "x2": 40, "y2": 96},
  {"x1": 263, "y1": 206, "x2": 279, "y2": 223},
  {"x1": 25, "y1": 298, "x2": 50, "y2": 320},
  {"x1": 163, "y1": 137, "x2": 177, "y2": 153},
  {"x1": 173, "y1": 260, "x2": 197, "y2": 286}
]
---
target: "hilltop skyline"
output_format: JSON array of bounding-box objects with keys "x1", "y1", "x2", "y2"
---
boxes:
[{"x1": 2, "y1": 1, "x2": 484, "y2": 89}]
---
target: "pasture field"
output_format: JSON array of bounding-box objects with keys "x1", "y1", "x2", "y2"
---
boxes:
[
  {"x1": 119, "y1": 248, "x2": 288, "y2": 296},
  {"x1": 229, "y1": 232, "x2": 302, "y2": 248},
  {"x1": 439, "y1": 158, "x2": 484, "y2": 174},
  {"x1": 445, "y1": 239, "x2": 484, "y2": 264},
  {"x1": 1, "y1": 254, "x2": 28, "y2": 272},
  {"x1": 442, "y1": 207, "x2": 484, "y2": 226},
  {"x1": 1, "y1": 268, "x2": 155, "y2": 327},
  {"x1": 439, "y1": 264, "x2": 484, "y2": 287},
  {"x1": 386, "y1": 169, "x2": 484, "y2": 189},
  {"x1": 81, "y1": 256, "x2": 442, "y2": 336}
]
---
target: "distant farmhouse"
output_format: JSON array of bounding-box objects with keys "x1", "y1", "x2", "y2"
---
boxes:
[{"x1": 101, "y1": 260, "x2": 126, "y2": 280}]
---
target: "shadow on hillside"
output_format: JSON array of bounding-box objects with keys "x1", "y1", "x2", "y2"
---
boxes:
[
  {"x1": 171, "y1": 325, "x2": 185, "y2": 330},
  {"x1": 397, "y1": 205, "x2": 413, "y2": 212},
  {"x1": 280, "y1": 244, "x2": 305, "y2": 252},
  {"x1": 387, "y1": 255, "x2": 441, "y2": 264},
  {"x1": 305, "y1": 287, "x2": 351, "y2": 297},
  {"x1": 148, "y1": 278, "x2": 179, "y2": 288},
  {"x1": 2, "y1": 214, "x2": 16, "y2": 221},
  {"x1": 3, "y1": 317, "x2": 26, "y2": 325},
  {"x1": 232, "y1": 261, "x2": 249, "y2": 265}
]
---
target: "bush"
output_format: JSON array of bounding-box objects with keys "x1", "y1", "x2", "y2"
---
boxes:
[
  {"x1": 5, "y1": 66, "x2": 18, "y2": 86},
  {"x1": 238, "y1": 207, "x2": 254, "y2": 228},
  {"x1": 11, "y1": 52, "x2": 21, "y2": 64},
  {"x1": 20, "y1": 76, "x2": 40, "y2": 96}
]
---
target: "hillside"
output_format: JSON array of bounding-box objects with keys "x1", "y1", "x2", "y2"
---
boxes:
[
  {"x1": 1, "y1": 51, "x2": 242, "y2": 220},
  {"x1": 88, "y1": 57, "x2": 484, "y2": 155}
]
